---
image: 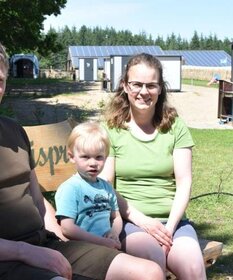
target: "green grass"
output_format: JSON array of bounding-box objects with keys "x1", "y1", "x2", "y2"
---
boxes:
[
  {"x1": 8, "y1": 77, "x2": 217, "y2": 88},
  {"x1": 7, "y1": 77, "x2": 71, "y2": 86},
  {"x1": 187, "y1": 128, "x2": 233, "y2": 279},
  {"x1": 7, "y1": 77, "x2": 217, "y2": 87},
  {"x1": 182, "y1": 78, "x2": 219, "y2": 88}
]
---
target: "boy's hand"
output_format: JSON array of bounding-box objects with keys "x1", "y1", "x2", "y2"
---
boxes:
[{"x1": 104, "y1": 229, "x2": 121, "y2": 249}]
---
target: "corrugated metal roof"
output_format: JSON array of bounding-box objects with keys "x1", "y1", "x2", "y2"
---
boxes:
[
  {"x1": 69, "y1": 45, "x2": 164, "y2": 56},
  {"x1": 68, "y1": 46, "x2": 231, "y2": 68},
  {"x1": 68, "y1": 45, "x2": 164, "y2": 68},
  {"x1": 164, "y1": 50, "x2": 231, "y2": 67}
]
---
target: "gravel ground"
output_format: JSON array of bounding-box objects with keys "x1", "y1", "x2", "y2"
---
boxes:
[
  {"x1": 168, "y1": 84, "x2": 233, "y2": 129},
  {"x1": 3, "y1": 82, "x2": 233, "y2": 129}
]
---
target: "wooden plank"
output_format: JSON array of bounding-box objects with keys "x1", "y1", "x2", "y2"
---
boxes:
[{"x1": 199, "y1": 239, "x2": 223, "y2": 267}]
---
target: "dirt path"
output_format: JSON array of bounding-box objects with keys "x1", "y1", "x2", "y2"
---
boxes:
[
  {"x1": 3, "y1": 82, "x2": 233, "y2": 129},
  {"x1": 168, "y1": 84, "x2": 232, "y2": 129}
]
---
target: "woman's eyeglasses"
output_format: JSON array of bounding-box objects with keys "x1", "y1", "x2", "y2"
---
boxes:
[{"x1": 127, "y1": 81, "x2": 160, "y2": 93}]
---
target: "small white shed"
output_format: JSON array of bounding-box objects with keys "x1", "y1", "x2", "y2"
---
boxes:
[
  {"x1": 110, "y1": 55, "x2": 182, "y2": 92},
  {"x1": 79, "y1": 58, "x2": 98, "y2": 81}
]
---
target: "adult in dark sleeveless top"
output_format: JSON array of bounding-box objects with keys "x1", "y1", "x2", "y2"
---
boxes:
[{"x1": 0, "y1": 43, "x2": 164, "y2": 280}]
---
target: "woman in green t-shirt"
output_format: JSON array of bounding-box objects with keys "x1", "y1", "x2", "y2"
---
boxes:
[{"x1": 101, "y1": 53, "x2": 206, "y2": 280}]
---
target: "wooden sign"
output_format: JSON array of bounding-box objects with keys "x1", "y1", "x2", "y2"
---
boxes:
[{"x1": 24, "y1": 119, "x2": 77, "y2": 192}]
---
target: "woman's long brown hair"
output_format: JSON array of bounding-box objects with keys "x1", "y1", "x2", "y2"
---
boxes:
[{"x1": 104, "y1": 53, "x2": 178, "y2": 132}]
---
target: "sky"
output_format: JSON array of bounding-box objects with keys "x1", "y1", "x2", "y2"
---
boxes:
[{"x1": 44, "y1": 0, "x2": 232, "y2": 41}]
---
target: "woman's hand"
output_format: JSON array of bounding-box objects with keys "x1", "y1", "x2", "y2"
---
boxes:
[{"x1": 138, "y1": 217, "x2": 173, "y2": 248}]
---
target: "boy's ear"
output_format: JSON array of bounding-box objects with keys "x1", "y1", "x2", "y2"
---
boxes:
[{"x1": 68, "y1": 150, "x2": 75, "y2": 163}]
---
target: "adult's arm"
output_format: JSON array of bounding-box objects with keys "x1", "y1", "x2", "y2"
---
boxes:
[
  {"x1": 29, "y1": 169, "x2": 67, "y2": 241},
  {"x1": 165, "y1": 147, "x2": 192, "y2": 235},
  {"x1": 0, "y1": 238, "x2": 72, "y2": 279},
  {"x1": 26, "y1": 169, "x2": 72, "y2": 278},
  {"x1": 110, "y1": 210, "x2": 123, "y2": 237}
]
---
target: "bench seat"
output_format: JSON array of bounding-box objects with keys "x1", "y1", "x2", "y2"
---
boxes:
[{"x1": 24, "y1": 119, "x2": 223, "y2": 279}]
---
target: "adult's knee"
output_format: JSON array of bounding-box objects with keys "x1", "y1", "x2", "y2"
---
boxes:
[
  {"x1": 122, "y1": 233, "x2": 166, "y2": 270},
  {"x1": 127, "y1": 259, "x2": 165, "y2": 280},
  {"x1": 187, "y1": 261, "x2": 206, "y2": 280},
  {"x1": 127, "y1": 244, "x2": 166, "y2": 271},
  {"x1": 143, "y1": 261, "x2": 165, "y2": 280},
  {"x1": 174, "y1": 261, "x2": 206, "y2": 280}
]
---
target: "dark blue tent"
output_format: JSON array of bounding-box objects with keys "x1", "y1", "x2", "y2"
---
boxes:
[{"x1": 10, "y1": 54, "x2": 39, "y2": 78}]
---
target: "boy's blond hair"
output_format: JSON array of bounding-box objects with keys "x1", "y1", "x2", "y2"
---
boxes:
[
  {"x1": 0, "y1": 43, "x2": 9, "y2": 72},
  {"x1": 68, "y1": 121, "x2": 110, "y2": 156}
]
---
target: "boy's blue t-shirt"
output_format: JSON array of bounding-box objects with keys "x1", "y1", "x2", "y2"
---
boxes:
[{"x1": 55, "y1": 174, "x2": 118, "y2": 236}]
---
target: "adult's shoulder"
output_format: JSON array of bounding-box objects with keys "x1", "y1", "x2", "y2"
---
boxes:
[
  {"x1": 171, "y1": 116, "x2": 192, "y2": 133},
  {"x1": 172, "y1": 116, "x2": 188, "y2": 128},
  {"x1": 101, "y1": 122, "x2": 127, "y2": 139},
  {"x1": 0, "y1": 115, "x2": 26, "y2": 137},
  {"x1": 0, "y1": 115, "x2": 32, "y2": 153},
  {"x1": 0, "y1": 115, "x2": 21, "y2": 127},
  {"x1": 171, "y1": 117, "x2": 194, "y2": 148}
]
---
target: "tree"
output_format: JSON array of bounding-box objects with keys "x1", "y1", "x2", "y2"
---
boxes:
[
  {"x1": 0, "y1": 0, "x2": 67, "y2": 55},
  {"x1": 155, "y1": 35, "x2": 165, "y2": 50},
  {"x1": 204, "y1": 34, "x2": 214, "y2": 50},
  {"x1": 190, "y1": 31, "x2": 200, "y2": 49},
  {"x1": 165, "y1": 33, "x2": 178, "y2": 50},
  {"x1": 77, "y1": 25, "x2": 89, "y2": 45},
  {"x1": 37, "y1": 24, "x2": 232, "y2": 69},
  {"x1": 199, "y1": 33, "x2": 205, "y2": 50},
  {"x1": 222, "y1": 38, "x2": 231, "y2": 55}
]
